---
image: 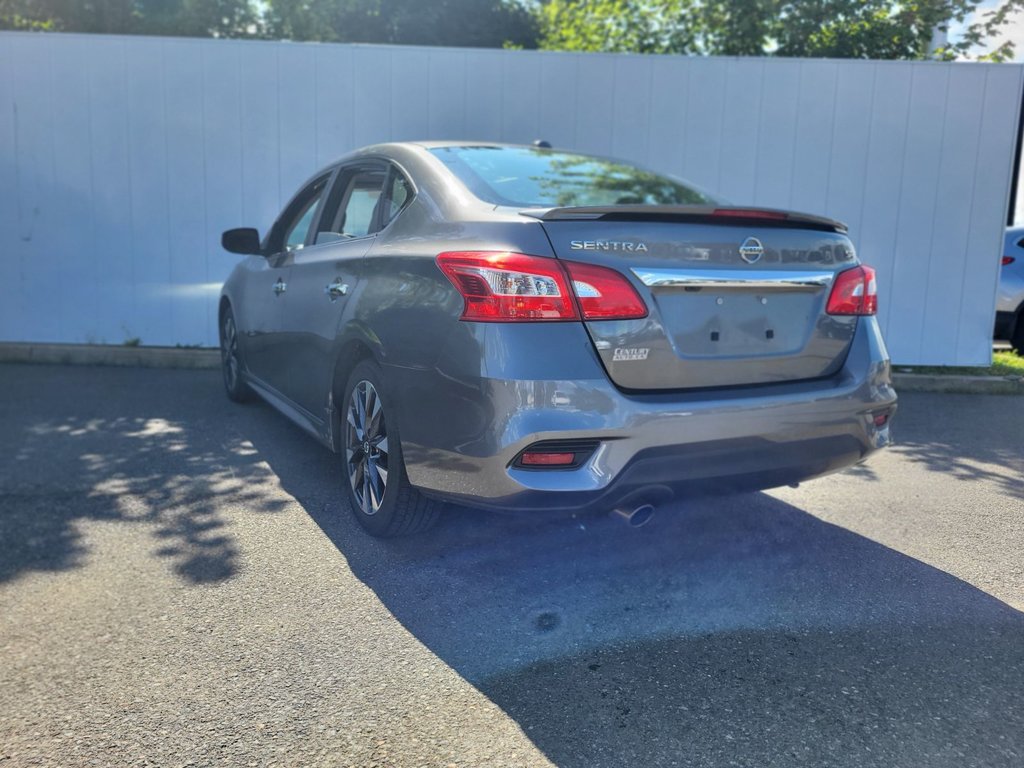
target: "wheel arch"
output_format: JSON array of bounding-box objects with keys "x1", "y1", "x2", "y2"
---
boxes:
[
  {"x1": 218, "y1": 295, "x2": 232, "y2": 327},
  {"x1": 328, "y1": 334, "x2": 380, "y2": 452}
]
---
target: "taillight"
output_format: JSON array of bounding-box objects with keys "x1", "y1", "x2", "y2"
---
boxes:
[
  {"x1": 826, "y1": 265, "x2": 878, "y2": 316},
  {"x1": 563, "y1": 260, "x2": 647, "y2": 320},
  {"x1": 436, "y1": 252, "x2": 647, "y2": 322},
  {"x1": 436, "y1": 252, "x2": 578, "y2": 321},
  {"x1": 1003, "y1": 256, "x2": 1016, "y2": 266}
]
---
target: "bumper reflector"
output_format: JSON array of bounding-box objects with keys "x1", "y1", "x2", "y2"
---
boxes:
[
  {"x1": 512, "y1": 438, "x2": 601, "y2": 470},
  {"x1": 520, "y1": 452, "x2": 576, "y2": 466}
]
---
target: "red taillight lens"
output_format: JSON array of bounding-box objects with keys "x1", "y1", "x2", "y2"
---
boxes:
[
  {"x1": 436, "y1": 252, "x2": 578, "y2": 321},
  {"x1": 826, "y1": 265, "x2": 878, "y2": 316},
  {"x1": 436, "y1": 252, "x2": 647, "y2": 322},
  {"x1": 563, "y1": 260, "x2": 647, "y2": 320},
  {"x1": 1003, "y1": 256, "x2": 1016, "y2": 266}
]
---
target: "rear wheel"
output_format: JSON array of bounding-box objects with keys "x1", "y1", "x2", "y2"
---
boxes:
[
  {"x1": 220, "y1": 306, "x2": 253, "y2": 403},
  {"x1": 342, "y1": 360, "x2": 439, "y2": 537},
  {"x1": 1012, "y1": 314, "x2": 1024, "y2": 353}
]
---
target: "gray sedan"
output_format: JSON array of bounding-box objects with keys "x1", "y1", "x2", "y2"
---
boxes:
[{"x1": 219, "y1": 142, "x2": 896, "y2": 536}]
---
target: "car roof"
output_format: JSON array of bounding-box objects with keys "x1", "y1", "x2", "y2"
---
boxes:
[
  {"x1": 325, "y1": 140, "x2": 543, "y2": 171},
  {"x1": 405, "y1": 140, "x2": 544, "y2": 150}
]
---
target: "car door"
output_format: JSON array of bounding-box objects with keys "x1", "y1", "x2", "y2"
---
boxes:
[
  {"x1": 243, "y1": 172, "x2": 331, "y2": 395},
  {"x1": 280, "y1": 161, "x2": 392, "y2": 419}
]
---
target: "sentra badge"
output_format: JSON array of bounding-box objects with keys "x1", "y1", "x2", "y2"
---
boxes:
[{"x1": 571, "y1": 240, "x2": 648, "y2": 252}]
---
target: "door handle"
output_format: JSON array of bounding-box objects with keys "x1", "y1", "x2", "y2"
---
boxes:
[
  {"x1": 273, "y1": 279, "x2": 287, "y2": 296},
  {"x1": 325, "y1": 280, "x2": 349, "y2": 300}
]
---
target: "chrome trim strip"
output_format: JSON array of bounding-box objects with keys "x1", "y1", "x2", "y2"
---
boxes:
[{"x1": 630, "y1": 268, "x2": 835, "y2": 291}]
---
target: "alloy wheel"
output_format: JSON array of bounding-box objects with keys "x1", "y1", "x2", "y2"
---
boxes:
[
  {"x1": 222, "y1": 314, "x2": 240, "y2": 390},
  {"x1": 346, "y1": 380, "x2": 389, "y2": 515}
]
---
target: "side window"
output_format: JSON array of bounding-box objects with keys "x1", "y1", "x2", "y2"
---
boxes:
[
  {"x1": 315, "y1": 166, "x2": 388, "y2": 244},
  {"x1": 344, "y1": 176, "x2": 384, "y2": 237},
  {"x1": 285, "y1": 198, "x2": 320, "y2": 250},
  {"x1": 272, "y1": 174, "x2": 329, "y2": 254},
  {"x1": 382, "y1": 170, "x2": 412, "y2": 228}
]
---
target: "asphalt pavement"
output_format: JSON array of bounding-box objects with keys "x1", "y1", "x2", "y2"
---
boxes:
[{"x1": 1, "y1": 363, "x2": 1022, "y2": 767}]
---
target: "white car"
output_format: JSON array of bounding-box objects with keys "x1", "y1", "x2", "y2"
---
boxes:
[{"x1": 996, "y1": 227, "x2": 1024, "y2": 351}]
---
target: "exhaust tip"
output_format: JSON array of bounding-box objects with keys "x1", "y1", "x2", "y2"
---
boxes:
[{"x1": 613, "y1": 503, "x2": 656, "y2": 528}]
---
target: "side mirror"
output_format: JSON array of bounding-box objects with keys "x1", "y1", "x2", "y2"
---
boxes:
[{"x1": 222, "y1": 227, "x2": 262, "y2": 255}]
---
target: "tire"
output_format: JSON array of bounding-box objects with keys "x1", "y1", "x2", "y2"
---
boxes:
[
  {"x1": 1012, "y1": 311, "x2": 1024, "y2": 353},
  {"x1": 219, "y1": 306, "x2": 254, "y2": 403},
  {"x1": 341, "y1": 360, "x2": 440, "y2": 537}
]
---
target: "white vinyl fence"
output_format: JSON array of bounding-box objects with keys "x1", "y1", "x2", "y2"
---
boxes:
[{"x1": 1, "y1": 31, "x2": 1021, "y2": 363}]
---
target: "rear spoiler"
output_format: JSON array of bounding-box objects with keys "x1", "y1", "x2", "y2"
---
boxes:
[{"x1": 520, "y1": 205, "x2": 848, "y2": 234}]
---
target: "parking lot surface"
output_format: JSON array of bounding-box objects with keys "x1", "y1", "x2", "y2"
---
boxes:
[{"x1": 1, "y1": 363, "x2": 1022, "y2": 767}]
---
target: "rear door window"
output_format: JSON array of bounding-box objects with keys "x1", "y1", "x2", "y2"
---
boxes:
[
  {"x1": 380, "y1": 169, "x2": 413, "y2": 227},
  {"x1": 315, "y1": 165, "x2": 388, "y2": 243}
]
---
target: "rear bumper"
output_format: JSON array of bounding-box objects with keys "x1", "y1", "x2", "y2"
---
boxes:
[{"x1": 389, "y1": 316, "x2": 896, "y2": 512}]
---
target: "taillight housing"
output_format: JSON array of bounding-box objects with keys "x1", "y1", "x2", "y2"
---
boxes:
[
  {"x1": 1003, "y1": 256, "x2": 1016, "y2": 266},
  {"x1": 436, "y1": 252, "x2": 646, "y2": 322},
  {"x1": 826, "y1": 265, "x2": 878, "y2": 316},
  {"x1": 563, "y1": 260, "x2": 647, "y2": 320},
  {"x1": 436, "y1": 252, "x2": 578, "y2": 321}
]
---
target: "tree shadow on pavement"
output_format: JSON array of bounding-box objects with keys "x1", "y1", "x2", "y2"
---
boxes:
[
  {"x1": 0, "y1": 365, "x2": 286, "y2": 584},
  {"x1": 889, "y1": 392, "x2": 1024, "y2": 499}
]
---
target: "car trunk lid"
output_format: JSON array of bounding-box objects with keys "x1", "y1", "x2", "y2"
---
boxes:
[{"x1": 528, "y1": 206, "x2": 860, "y2": 391}]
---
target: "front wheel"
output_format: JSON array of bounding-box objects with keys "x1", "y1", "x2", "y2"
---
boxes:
[
  {"x1": 220, "y1": 306, "x2": 254, "y2": 403},
  {"x1": 342, "y1": 360, "x2": 440, "y2": 537}
]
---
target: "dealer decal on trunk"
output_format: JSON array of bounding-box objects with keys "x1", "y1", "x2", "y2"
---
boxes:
[{"x1": 613, "y1": 347, "x2": 650, "y2": 362}]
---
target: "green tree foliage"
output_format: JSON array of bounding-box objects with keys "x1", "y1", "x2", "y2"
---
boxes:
[
  {"x1": 264, "y1": 0, "x2": 537, "y2": 47},
  {"x1": 0, "y1": 0, "x2": 535, "y2": 46},
  {"x1": 3, "y1": 0, "x2": 1021, "y2": 61},
  {"x1": 534, "y1": 0, "x2": 696, "y2": 53},
  {"x1": 141, "y1": 0, "x2": 260, "y2": 38},
  {"x1": 0, "y1": 0, "x2": 259, "y2": 37},
  {"x1": 941, "y1": 0, "x2": 1024, "y2": 61},
  {"x1": 700, "y1": 0, "x2": 778, "y2": 55},
  {"x1": 532, "y1": 0, "x2": 1024, "y2": 62}
]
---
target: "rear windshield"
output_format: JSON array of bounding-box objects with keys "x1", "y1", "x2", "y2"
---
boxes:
[{"x1": 430, "y1": 145, "x2": 717, "y2": 208}]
